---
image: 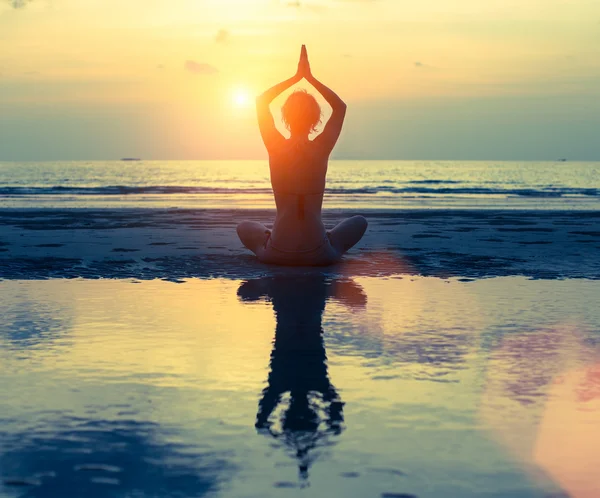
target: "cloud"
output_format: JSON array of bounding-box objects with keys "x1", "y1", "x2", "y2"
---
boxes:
[
  {"x1": 184, "y1": 60, "x2": 218, "y2": 75},
  {"x1": 279, "y1": 0, "x2": 327, "y2": 12},
  {"x1": 8, "y1": 0, "x2": 33, "y2": 8},
  {"x1": 215, "y1": 29, "x2": 229, "y2": 44},
  {"x1": 157, "y1": 64, "x2": 165, "y2": 70},
  {"x1": 414, "y1": 61, "x2": 439, "y2": 70}
]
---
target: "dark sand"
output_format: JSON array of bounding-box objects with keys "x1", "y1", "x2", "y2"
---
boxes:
[{"x1": 1, "y1": 208, "x2": 599, "y2": 280}]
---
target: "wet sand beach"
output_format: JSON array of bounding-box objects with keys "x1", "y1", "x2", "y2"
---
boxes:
[{"x1": 1, "y1": 208, "x2": 599, "y2": 281}]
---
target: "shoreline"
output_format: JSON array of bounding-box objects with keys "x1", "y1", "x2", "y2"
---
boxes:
[{"x1": 1, "y1": 207, "x2": 599, "y2": 281}]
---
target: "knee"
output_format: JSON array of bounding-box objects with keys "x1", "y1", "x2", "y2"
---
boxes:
[
  {"x1": 236, "y1": 221, "x2": 251, "y2": 237},
  {"x1": 236, "y1": 222, "x2": 252, "y2": 246},
  {"x1": 354, "y1": 215, "x2": 368, "y2": 234}
]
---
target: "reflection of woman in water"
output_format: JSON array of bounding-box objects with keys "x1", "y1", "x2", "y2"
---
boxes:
[
  {"x1": 236, "y1": 45, "x2": 368, "y2": 266},
  {"x1": 237, "y1": 275, "x2": 367, "y2": 480}
]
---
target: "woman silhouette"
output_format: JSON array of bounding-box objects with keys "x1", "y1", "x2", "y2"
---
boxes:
[{"x1": 236, "y1": 45, "x2": 368, "y2": 266}]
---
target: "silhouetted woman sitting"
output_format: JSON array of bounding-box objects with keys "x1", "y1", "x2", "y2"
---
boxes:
[{"x1": 236, "y1": 45, "x2": 367, "y2": 266}]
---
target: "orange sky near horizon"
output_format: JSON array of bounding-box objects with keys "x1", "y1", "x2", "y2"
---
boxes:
[{"x1": 1, "y1": 0, "x2": 600, "y2": 159}]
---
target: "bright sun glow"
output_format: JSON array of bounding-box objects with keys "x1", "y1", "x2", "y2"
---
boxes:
[{"x1": 232, "y1": 88, "x2": 252, "y2": 109}]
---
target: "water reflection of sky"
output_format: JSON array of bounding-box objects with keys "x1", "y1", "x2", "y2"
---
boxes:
[
  {"x1": 0, "y1": 417, "x2": 234, "y2": 497},
  {"x1": 1, "y1": 277, "x2": 599, "y2": 497}
]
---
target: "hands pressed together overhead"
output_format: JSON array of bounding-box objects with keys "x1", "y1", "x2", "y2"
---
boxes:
[
  {"x1": 256, "y1": 43, "x2": 346, "y2": 146},
  {"x1": 296, "y1": 45, "x2": 312, "y2": 80}
]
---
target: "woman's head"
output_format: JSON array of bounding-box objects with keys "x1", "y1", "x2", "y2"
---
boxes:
[{"x1": 281, "y1": 89, "x2": 322, "y2": 136}]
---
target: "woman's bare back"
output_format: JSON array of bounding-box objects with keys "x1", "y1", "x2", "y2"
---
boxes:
[{"x1": 268, "y1": 138, "x2": 329, "y2": 251}]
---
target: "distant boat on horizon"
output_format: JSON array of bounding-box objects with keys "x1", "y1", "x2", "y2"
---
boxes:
[
  {"x1": 558, "y1": 158, "x2": 567, "y2": 162},
  {"x1": 121, "y1": 158, "x2": 142, "y2": 161}
]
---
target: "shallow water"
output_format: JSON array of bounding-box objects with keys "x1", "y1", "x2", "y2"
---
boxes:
[
  {"x1": 1, "y1": 160, "x2": 599, "y2": 209},
  {"x1": 1, "y1": 276, "x2": 599, "y2": 497}
]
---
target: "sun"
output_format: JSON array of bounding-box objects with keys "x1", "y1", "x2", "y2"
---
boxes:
[{"x1": 232, "y1": 88, "x2": 252, "y2": 109}]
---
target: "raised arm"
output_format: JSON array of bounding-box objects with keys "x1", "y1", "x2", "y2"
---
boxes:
[
  {"x1": 256, "y1": 45, "x2": 347, "y2": 152},
  {"x1": 256, "y1": 49, "x2": 309, "y2": 151},
  {"x1": 305, "y1": 64, "x2": 347, "y2": 152},
  {"x1": 256, "y1": 76, "x2": 298, "y2": 151}
]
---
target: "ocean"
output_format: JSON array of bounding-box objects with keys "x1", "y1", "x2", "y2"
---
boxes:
[
  {"x1": 1, "y1": 160, "x2": 599, "y2": 210},
  {"x1": 1, "y1": 159, "x2": 600, "y2": 497}
]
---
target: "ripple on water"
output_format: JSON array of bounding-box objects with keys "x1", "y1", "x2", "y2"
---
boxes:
[
  {"x1": 74, "y1": 464, "x2": 123, "y2": 473},
  {"x1": 1, "y1": 277, "x2": 598, "y2": 497}
]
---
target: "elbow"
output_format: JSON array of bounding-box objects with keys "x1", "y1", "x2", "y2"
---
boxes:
[
  {"x1": 256, "y1": 94, "x2": 269, "y2": 107},
  {"x1": 256, "y1": 95, "x2": 271, "y2": 112}
]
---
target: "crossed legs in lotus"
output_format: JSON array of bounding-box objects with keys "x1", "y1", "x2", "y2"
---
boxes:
[{"x1": 236, "y1": 215, "x2": 368, "y2": 262}]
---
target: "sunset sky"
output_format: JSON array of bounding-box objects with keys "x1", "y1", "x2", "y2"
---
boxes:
[{"x1": 1, "y1": 0, "x2": 599, "y2": 160}]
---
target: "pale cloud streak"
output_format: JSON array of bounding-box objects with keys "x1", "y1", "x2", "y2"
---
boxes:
[
  {"x1": 184, "y1": 61, "x2": 218, "y2": 75},
  {"x1": 215, "y1": 28, "x2": 229, "y2": 44},
  {"x1": 9, "y1": 0, "x2": 32, "y2": 8}
]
